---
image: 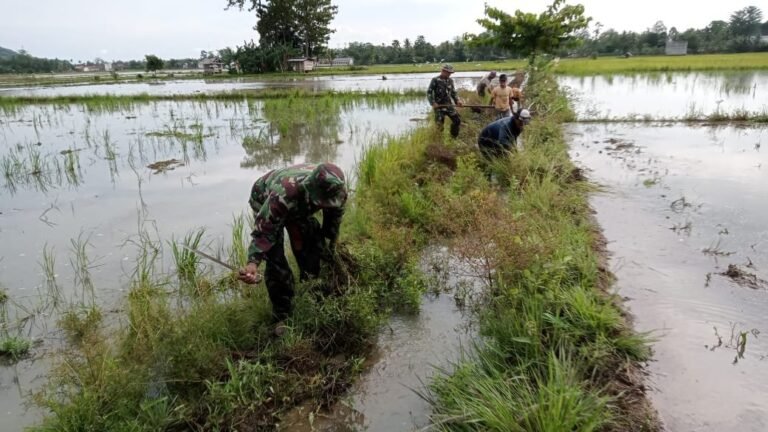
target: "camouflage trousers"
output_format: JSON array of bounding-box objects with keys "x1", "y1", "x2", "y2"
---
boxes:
[
  {"x1": 263, "y1": 217, "x2": 324, "y2": 320},
  {"x1": 434, "y1": 107, "x2": 461, "y2": 138}
]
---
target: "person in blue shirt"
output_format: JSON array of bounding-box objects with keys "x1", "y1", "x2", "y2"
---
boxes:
[{"x1": 477, "y1": 108, "x2": 532, "y2": 159}]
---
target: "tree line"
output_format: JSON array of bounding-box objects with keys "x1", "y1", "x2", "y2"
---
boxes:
[
  {"x1": 576, "y1": 6, "x2": 766, "y2": 56},
  {"x1": 1, "y1": 2, "x2": 766, "y2": 74}
]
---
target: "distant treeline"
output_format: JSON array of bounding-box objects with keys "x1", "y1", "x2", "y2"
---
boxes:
[
  {"x1": 0, "y1": 51, "x2": 73, "y2": 74},
  {"x1": 336, "y1": 37, "x2": 512, "y2": 65},
  {"x1": 0, "y1": 49, "x2": 199, "y2": 74},
  {"x1": 335, "y1": 6, "x2": 767, "y2": 64},
  {"x1": 2, "y1": 5, "x2": 766, "y2": 74},
  {"x1": 576, "y1": 6, "x2": 767, "y2": 56}
]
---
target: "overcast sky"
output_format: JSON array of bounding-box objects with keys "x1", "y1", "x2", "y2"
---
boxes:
[{"x1": 0, "y1": 0, "x2": 761, "y2": 61}]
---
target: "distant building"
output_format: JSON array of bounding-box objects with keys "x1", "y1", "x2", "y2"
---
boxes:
[
  {"x1": 287, "y1": 58, "x2": 316, "y2": 73},
  {"x1": 665, "y1": 40, "x2": 688, "y2": 56},
  {"x1": 316, "y1": 57, "x2": 355, "y2": 68},
  {"x1": 74, "y1": 63, "x2": 107, "y2": 72},
  {"x1": 198, "y1": 58, "x2": 224, "y2": 74}
]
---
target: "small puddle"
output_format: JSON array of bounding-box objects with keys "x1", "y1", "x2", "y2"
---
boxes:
[{"x1": 281, "y1": 246, "x2": 480, "y2": 431}]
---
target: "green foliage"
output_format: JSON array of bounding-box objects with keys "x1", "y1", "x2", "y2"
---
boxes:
[
  {"x1": 0, "y1": 49, "x2": 73, "y2": 73},
  {"x1": 0, "y1": 336, "x2": 32, "y2": 360},
  {"x1": 430, "y1": 351, "x2": 611, "y2": 432},
  {"x1": 227, "y1": 0, "x2": 338, "y2": 58},
  {"x1": 144, "y1": 54, "x2": 163, "y2": 73},
  {"x1": 473, "y1": 0, "x2": 591, "y2": 64}
]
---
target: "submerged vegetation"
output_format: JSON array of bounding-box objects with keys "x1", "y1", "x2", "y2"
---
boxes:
[{"x1": 0, "y1": 88, "x2": 423, "y2": 110}]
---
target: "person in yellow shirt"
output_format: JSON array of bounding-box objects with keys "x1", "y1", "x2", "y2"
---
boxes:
[{"x1": 489, "y1": 74, "x2": 514, "y2": 119}]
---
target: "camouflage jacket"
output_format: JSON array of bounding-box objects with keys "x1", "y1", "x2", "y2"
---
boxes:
[
  {"x1": 427, "y1": 76, "x2": 459, "y2": 106},
  {"x1": 247, "y1": 163, "x2": 347, "y2": 263}
]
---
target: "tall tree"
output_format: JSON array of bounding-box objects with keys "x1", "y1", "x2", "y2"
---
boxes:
[
  {"x1": 145, "y1": 55, "x2": 163, "y2": 73},
  {"x1": 471, "y1": 0, "x2": 591, "y2": 64},
  {"x1": 227, "y1": 0, "x2": 337, "y2": 57},
  {"x1": 730, "y1": 6, "x2": 763, "y2": 43}
]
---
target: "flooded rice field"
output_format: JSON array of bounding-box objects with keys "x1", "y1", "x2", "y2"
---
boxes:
[
  {"x1": 562, "y1": 71, "x2": 768, "y2": 120},
  {"x1": 569, "y1": 123, "x2": 768, "y2": 431},
  {"x1": 0, "y1": 97, "x2": 426, "y2": 430},
  {"x1": 0, "y1": 71, "x2": 487, "y2": 97},
  {"x1": 3, "y1": 69, "x2": 768, "y2": 431}
]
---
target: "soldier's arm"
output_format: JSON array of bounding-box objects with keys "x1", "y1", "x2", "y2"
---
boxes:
[
  {"x1": 322, "y1": 195, "x2": 348, "y2": 247},
  {"x1": 246, "y1": 192, "x2": 289, "y2": 264},
  {"x1": 449, "y1": 80, "x2": 459, "y2": 104}
]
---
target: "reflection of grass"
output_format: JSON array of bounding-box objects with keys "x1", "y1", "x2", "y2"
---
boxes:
[{"x1": 578, "y1": 107, "x2": 768, "y2": 123}]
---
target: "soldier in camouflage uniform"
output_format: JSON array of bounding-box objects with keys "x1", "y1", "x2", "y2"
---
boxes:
[
  {"x1": 238, "y1": 163, "x2": 347, "y2": 321},
  {"x1": 427, "y1": 64, "x2": 463, "y2": 138}
]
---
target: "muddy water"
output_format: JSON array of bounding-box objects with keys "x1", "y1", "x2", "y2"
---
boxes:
[
  {"x1": 561, "y1": 71, "x2": 768, "y2": 119},
  {"x1": 0, "y1": 71, "x2": 490, "y2": 97},
  {"x1": 281, "y1": 247, "x2": 478, "y2": 432},
  {"x1": 569, "y1": 123, "x2": 768, "y2": 431},
  {"x1": 0, "y1": 98, "x2": 426, "y2": 431}
]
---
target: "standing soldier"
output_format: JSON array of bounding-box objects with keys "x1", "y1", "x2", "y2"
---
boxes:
[
  {"x1": 476, "y1": 71, "x2": 497, "y2": 97},
  {"x1": 238, "y1": 163, "x2": 347, "y2": 329},
  {"x1": 427, "y1": 64, "x2": 463, "y2": 138}
]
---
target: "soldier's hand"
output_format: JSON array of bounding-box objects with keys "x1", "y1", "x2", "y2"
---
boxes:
[
  {"x1": 456, "y1": 101, "x2": 463, "y2": 107},
  {"x1": 432, "y1": 103, "x2": 439, "y2": 109},
  {"x1": 238, "y1": 262, "x2": 262, "y2": 284}
]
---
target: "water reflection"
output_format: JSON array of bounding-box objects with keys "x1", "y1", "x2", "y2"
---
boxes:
[
  {"x1": 562, "y1": 71, "x2": 768, "y2": 120},
  {"x1": 568, "y1": 123, "x2": 768, "y2": 431}
]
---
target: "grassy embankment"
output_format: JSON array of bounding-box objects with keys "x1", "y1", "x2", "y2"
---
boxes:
[{"x1": 351, "y1": 65, "x2": 657, "y2": 430}]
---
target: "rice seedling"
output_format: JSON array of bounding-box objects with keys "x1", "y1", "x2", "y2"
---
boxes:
[
  {"x1": 169, "y1": 228, "x2": 206, "y2": 291},
  {"x1": 69, "y1": 233, "x2": 96, "y2": 305},
  {"x1": 40, "y1": 244, "x2": 63, "y2": 309},
  {"x1": 228, "y1": 214, "x2": 250, "y2": 268}
]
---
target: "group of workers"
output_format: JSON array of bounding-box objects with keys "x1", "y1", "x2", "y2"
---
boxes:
[
  {"x1": 236, "y1": 64, "x2": 531, "y2": 331},
  {"x1": 428, "y1": 63, "x2": 531, "y2": 159}
]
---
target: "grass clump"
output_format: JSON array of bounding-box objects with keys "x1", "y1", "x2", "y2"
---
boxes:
[{"x1": 0, "y1": 336, "x2": 32, "y2": 361}]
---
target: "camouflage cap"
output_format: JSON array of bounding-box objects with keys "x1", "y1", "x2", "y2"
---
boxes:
[
  {"x1": 302, "y1": 163, "x2": 347, "y2": 208},
  {"x1": 441, "y1": 63, "x2": 455, "y2": 73}
]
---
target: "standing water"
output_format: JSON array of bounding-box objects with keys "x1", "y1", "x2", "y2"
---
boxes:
[
  {"x1": 0, "y1": 96, "x2": 437, "y2": 431},
  {"x1": 567, "y1": 71, "x2": 768, "y2": 431}
]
